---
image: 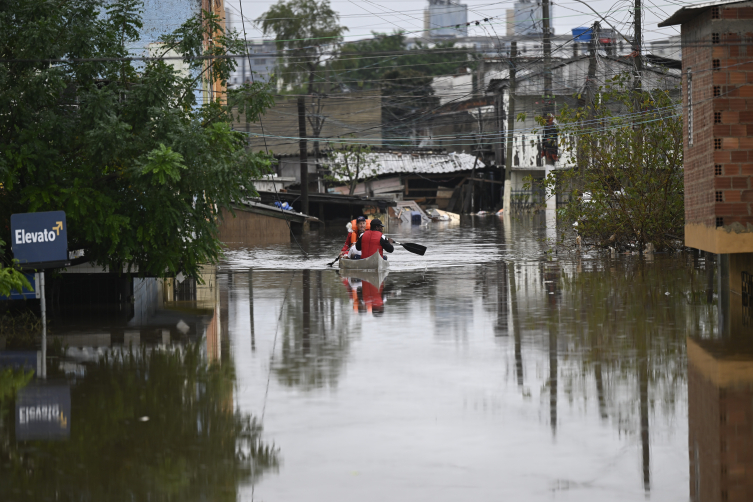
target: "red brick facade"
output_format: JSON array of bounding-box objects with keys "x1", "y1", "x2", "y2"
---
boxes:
[
  {"x1": 678, "y1": 2, "x2": 753, "y2": 251},
  {"x1": 688, "y1": 338, "x2": 753, "y2": 502}
]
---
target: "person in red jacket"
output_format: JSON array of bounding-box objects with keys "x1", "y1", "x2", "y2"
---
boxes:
[
  {"x1": 340, "y1": 216, "x2": 370, "y2": 258},
  {"x1": 355, "y1": 219, "x2": 394, "y2": 259}
]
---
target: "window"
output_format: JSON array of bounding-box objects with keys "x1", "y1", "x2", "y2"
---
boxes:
[
  {"x1": 712, "y1": 33, "x2": 720, "y2": 44},
  {"x1": 715, "y1": 112, "x2": 722, "y2": 124},
  {"x1": 712, "y1": 6, "x2": 720, "y2": 19},
  {"x1": 254, "y1": 59, "x2": 266, "y2": 65},
  {"x1": 717, "y1": 217, "x2": 724, "y2": 227},
  {"x1": 713, "y1": 59, "x2": 721, "y2": 70},
  {"x1": 716, "y1": 164, "x2": 723, "y2": 175},
  {"x1": 714, "y1": 85, "x2": 721, "y2": 97},
  {"x1": 688, "y1": 68, "x2": 693, "y2": 146},
  {"x1": 715, "y1": 138, "x2": 722, "y2": 149},
  {"x1": 716, "y1": 191, "x2": 724, "y2": 202}
]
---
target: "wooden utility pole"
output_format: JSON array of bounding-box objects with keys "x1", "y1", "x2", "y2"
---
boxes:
[
  {"x1": 297, "y1": 95, "x2": 310, "y2": 231},
  {"x1": 542, "y1": 0, "x2": 553, "y2": 123},
  {"x1": 634, "y1": 0, "x2": 642, "y2": 94},
  {"x1": 503, "y1": 42, "x2": 517, "y2": 211}
]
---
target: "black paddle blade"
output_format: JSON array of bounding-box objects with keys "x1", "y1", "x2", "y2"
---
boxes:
[{"x1": 400, "y1": 242, "x2": 427, "y2": 256}]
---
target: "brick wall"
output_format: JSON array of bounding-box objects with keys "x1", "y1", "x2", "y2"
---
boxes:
[
  {"x1": 688, "y1": 339, "x2": 753, "y2": 502},
  {"x1": 683, "y1": 3, "x2": 753, "y2": 232}
]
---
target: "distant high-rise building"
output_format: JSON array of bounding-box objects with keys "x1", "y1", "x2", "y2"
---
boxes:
[
  {"x1": 513, "y1": 0, "x2": 553, "y2": 36},
  {"x1": 424, "y1": 0, "x2": 468, "y2": 39}
]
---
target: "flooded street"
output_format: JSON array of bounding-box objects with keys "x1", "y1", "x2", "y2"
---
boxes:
[{"x1": 0, "y1": 215, "x2": 726, "y2": 501}]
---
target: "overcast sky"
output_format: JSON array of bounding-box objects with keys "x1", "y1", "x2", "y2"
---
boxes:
[{"x1": 224, "y1": 0, "x2": 697, "y2": 44}]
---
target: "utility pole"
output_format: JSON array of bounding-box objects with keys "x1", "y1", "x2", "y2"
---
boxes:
[
  {"x1": 503, "y1": 42, "x2": 517, "y2": 211},
  {"x1": 542, "y1": 0, "x2": 553, "y2": 122},
  {"x1": 634, "y1": 0, "x2": 642, "y2": 95},
  {"x1": 297, "y1": 95, "x2": 310, "y2": 231}
]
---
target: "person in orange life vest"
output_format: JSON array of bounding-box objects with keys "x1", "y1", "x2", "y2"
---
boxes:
[
  {"x1": 340, "y1": 216, "x2": 370, "y2": 257},
  {"x1": 355, "y1": 218, "x2": 394, "y2": 259}
]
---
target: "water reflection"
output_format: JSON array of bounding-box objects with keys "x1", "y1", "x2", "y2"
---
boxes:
[
  {"x1": 0, "y1": 217, "x2": 735, "y2": 501},
  {"x1": 688, "y1": 277, "x2": 753, "y2": 502}
]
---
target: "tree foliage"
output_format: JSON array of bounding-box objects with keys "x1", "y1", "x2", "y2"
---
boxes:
[
  {"x1": 325, "y1": 142, "x2": 380, "y2": 195},
  {"x1": 330, "y1": 31, "x2": 469, "y2": 90},
  {"x1": 0, "y1": 343, "x2": 279, "y2": 500},
  {"x1": 537, "y1": 74, "x2": 683, "y2": 251},
  {"x1": 256, "y1": 0, "x2": 347, "y2": 93},
  {"x1": 331, "y1": 32, "x2": 467, "y2": 145},
  {"x1": 0, "y1": 0, "x2": 275, "y2": 280}
]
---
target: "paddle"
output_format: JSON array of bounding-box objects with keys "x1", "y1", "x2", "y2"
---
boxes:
[
  {"x1": 392, "y1": 240, "x2": 427, "y2": 256},
  {"x1": 327, "y1": 255, "x2": 341, "y2": 267}
]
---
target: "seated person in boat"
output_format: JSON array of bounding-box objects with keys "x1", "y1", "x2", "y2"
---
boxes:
[
  {"x1": 340, "y1": 216, "x2": 370, "y2": 258},
  {"x1": 355, "y1": 218, "x2": 394, "y2": 260}
]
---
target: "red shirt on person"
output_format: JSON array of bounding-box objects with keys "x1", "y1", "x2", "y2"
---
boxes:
[{"x1": 356, "y1": 228, "x2": 394, "y2": 258}]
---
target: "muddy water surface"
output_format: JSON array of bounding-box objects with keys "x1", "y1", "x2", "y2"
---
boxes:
[{"x1": 0, "y1": 215, "x2": 726, "y2": 501}]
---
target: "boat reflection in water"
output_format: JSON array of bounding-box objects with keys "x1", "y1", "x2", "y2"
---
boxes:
[
  {"x1": 339, "y1": 271, "x2": 392, "y2": 316},
  {"x1": 688, "y1": 283, "x2": 753, "y2": 502}
]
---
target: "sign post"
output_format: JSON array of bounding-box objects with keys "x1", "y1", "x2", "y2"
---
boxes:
[{"x1": 10, "y1": 211, "x2": 69, "y2": 379}]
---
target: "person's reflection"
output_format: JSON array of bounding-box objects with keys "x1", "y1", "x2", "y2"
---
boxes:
[{"x1": 340, "y1": 272, "x2": 390, "y2": 316}]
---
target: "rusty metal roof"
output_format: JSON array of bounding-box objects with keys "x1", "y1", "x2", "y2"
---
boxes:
[{"x1": 326, "y1": 151, "x2": 478, "y2": 179}]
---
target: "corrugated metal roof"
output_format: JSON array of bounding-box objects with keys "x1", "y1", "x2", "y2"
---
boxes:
[{"x1": 325, "y1": 152, "x2": 477, "y2": 180}]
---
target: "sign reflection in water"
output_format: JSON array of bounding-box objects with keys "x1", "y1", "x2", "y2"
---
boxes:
[{"x1": 15, "y1": 384, "x2": 70, "y2": 441}]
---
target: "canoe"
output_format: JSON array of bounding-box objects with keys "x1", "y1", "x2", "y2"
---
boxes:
[
  {"x1": 339, "y1": 270, "x2": 389, "y2": 288},
  {"x1": 339, "y1": 251, "x2": 390, "y2": 273}
]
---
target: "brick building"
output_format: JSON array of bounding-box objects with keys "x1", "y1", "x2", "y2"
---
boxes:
[
  {"x1": 687, "y1": 314, "x2": 753, "y2": 502},
  {"x1": 660, "y1": 0, "x2": 753, "y2": 253}
]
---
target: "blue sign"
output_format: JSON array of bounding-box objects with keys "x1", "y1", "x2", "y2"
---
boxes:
[
  {"x1": 10, "y1": 211, "x2": 68, "y2": 264},
  {"x1": 0, "y1": 273, "x2": 39, "y2": 300},
  {"x1": 16, "y1": 384, "x2": 71, "y2": 441},
  {"x1": 0, "y1": 351, "x2": 39, "y2": 373}
]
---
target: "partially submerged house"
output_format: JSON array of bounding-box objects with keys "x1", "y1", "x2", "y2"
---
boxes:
[{"x1": 324, "y1": 149, "x2": 496, "y2": 213}]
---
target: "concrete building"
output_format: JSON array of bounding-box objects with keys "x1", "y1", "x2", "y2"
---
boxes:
[
  {"x1": 405, "y1": 33, "x2": 634, "y2": 59},
  {"x1": 227, "y1": 40, "x2": 277, "y2": 88},
  {"x1": 487, "y1": 55, "x2": 680, "y2": 203},
  {"x1": 513, "y1": 0, "x2": 549, "y2": 36},
  {"x1": 423, "y1": 0, "x2": 468, "y2": 39},
  {"x1": 660, "y1": 0, "x2": 753, "y2": 253}
]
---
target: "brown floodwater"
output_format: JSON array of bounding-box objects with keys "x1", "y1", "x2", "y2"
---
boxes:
[{"x1": 1, "y1": 214, "x2": 738, "y2": 501}]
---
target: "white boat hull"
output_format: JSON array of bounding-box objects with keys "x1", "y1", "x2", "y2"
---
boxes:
[{"x1": 339, "y1": 252, "x2": 390, "y2": 273}]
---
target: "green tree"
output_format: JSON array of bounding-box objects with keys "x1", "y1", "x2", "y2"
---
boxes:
[
  {"x1": 256, "y1": 0, "x2": 347, "y2": 94},
  {"x1": 331, "y1": 32, "x2": 466, "y2": 146},
  {"x1": 536, "y1": 74, "x2": 683, "y2": 251},
  {"x1": 325, "y1": 142, "x2": 380, "y2": 195},
  {"x1": 331, "y1": 31, "x2": 469, "y2": 90},
  {"x1": 0, "y1": 0, "x2": 275, "y2": 281}
]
